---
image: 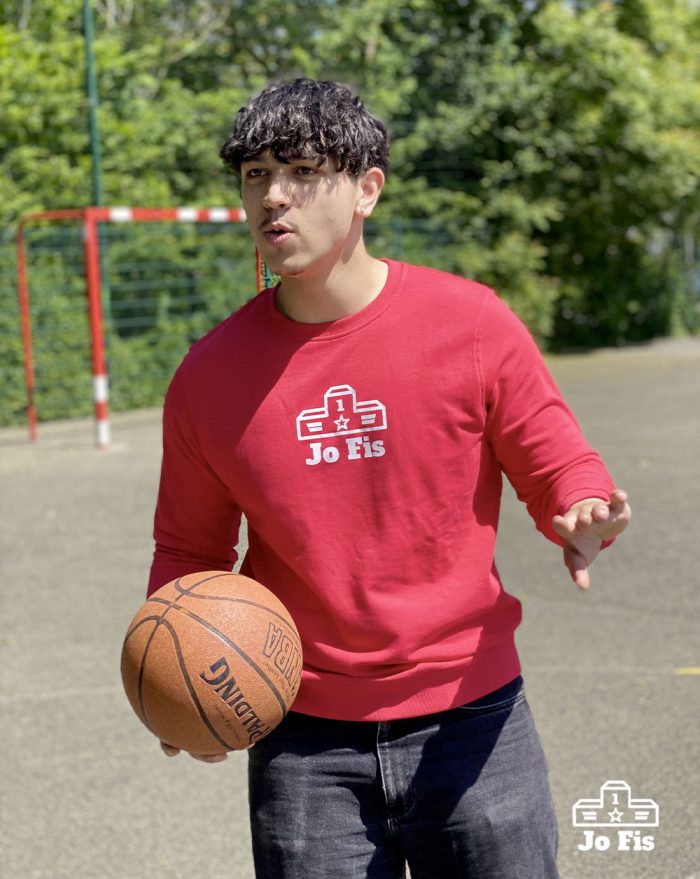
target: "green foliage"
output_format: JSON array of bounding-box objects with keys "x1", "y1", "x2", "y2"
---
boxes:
[
  {"x1": 345, "y1": 0, "x2": 700, "y2": 346},
  {"x1": 0, "y1": 222, "x2": 257, "y2": 427},
  {"x1": 0, "y1": 228, "x2": 94, "y2": 427},
  {"x1": 0, "y1": 0, "x2": 698, "y2": 427},
  {"x1": 105, "y1": 222, "x2": 257, "y2": 413}
]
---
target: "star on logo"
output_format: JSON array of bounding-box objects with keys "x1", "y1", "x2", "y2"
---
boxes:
[
  {"x1": 334, "y1": 415, "x2": 350, "y2": 431},
  {"x1": 608, "y1": 808, "x2": 624, "y2": 823}
]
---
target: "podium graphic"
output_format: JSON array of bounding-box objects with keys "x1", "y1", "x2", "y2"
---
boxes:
[
  {"x1": 296, "y1": 385, "x2": 387, "y2": 441},
  {"x1": 572, "y1": 780, "x2": 659, "y2": 828}
]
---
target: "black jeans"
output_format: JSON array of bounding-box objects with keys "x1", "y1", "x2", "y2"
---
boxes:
[{"x1": 248, "y1": 676, "x2": 559, "y2": 878}]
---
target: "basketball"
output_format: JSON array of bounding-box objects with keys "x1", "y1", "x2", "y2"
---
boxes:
[{"x1": 120, "y1": 571, "x2": 303, "y2": 755}]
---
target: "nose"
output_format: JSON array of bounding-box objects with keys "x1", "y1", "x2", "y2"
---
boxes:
[{"x1": 261, "y1": 173, "x2": 292, "y2": 210}]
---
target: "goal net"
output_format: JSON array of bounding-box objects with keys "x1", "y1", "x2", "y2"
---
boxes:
[{"x1": 15, "y1": 207, "x2": 257, "y2": 446}]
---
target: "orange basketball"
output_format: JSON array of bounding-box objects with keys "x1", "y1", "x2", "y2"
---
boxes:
[{"x1": 120, "y1": 571, "x2": 303, "y2": 755}]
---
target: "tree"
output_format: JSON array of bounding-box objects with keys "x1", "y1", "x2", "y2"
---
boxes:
[
  {"x1": 301, "y1": 0, "x2": 699, "y2": 344},
  {"x1": 1, "y1": 0, "x2": 698, "y2": 429}
]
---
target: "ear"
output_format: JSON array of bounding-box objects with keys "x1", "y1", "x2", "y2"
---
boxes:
[{"x1": 355, "y1": 167, "x2": 385, "y2": 219}]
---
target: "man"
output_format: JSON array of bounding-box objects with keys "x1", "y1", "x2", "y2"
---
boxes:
[{"x1": 149, "y1": 78, "x2": 630, "y2": 878}]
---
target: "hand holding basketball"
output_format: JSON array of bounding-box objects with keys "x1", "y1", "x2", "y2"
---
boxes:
[
  {"x1": 160, "y1": 741, "x2": 228, "y2": 762},
  {"x1": 121, "y1": 571, "x2": 303, "y2": 756}
]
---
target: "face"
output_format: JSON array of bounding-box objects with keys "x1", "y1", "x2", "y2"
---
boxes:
[{"x1": 240, "y1": 151, "x2": 379, "y2": 279}]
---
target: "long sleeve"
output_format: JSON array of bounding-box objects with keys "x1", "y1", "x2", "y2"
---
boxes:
[
  {"x1": 147, "y1": 371, "x2": 243, "y2": 596},
  {"x1": 139, "y1": 261, "x2": 618, "y2": 720},
  {"x1": 478, "y1": 291, "x2": 615, "y2": 546}
]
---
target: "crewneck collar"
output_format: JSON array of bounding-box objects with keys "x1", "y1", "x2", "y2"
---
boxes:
[{"x1": 263, "y1": 260, "x2": 403, "y2": 341}]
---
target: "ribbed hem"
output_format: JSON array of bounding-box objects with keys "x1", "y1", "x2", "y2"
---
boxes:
[{"x1": 291, "y1": 640, "x2": 521, "y2": 721}]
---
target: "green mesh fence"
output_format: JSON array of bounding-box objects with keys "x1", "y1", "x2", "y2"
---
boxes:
[
  {"x1": 0, "y1": 217, "x2": 458, "y2": 431},
  {"x1": 0, "y1": 242, "x2": 25, "y2": 427}
]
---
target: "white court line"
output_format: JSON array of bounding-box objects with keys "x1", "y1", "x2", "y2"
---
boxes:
[{"x1": 526, "y1": 666, "x2": 693, "y2": 675}]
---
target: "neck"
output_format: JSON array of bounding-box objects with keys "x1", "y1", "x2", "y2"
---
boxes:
[{"x1": 276, "y1": 242, "x2": 388, "y2": 324}]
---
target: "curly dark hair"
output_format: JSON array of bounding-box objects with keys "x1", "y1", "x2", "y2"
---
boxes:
[{"x1": 219, "y1": 78, "x2": 389, "y2": 178}]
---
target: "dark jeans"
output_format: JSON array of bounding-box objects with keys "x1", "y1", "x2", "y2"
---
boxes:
[{"x1": 248, "y1": 676, "x2": 559, "y2": 878}]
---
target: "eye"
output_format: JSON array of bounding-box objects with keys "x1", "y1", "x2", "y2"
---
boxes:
[
  {"x1": 295, "y1": 165, "x2": 319, "y2": 177},
  {"x1": 244, "y1": 167, "x2": 266, "y2": 180}
]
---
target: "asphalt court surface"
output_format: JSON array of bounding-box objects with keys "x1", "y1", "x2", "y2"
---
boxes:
[{"x1": 1, "y1": 337, "x2": 699, "y2": 878}]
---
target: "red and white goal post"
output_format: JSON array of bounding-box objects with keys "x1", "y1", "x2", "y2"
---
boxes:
[{"x1": 16, "y1": 206, "x2": 271, "y2": 449}]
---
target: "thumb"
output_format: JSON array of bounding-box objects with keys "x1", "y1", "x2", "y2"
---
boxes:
[{"x1": 563, "y1": 543, "x2": 590, "y2": 591}]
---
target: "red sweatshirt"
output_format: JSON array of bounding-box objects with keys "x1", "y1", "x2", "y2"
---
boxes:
[{"x1": 148, "y1": 260, "x2": 615, "y2": 721}]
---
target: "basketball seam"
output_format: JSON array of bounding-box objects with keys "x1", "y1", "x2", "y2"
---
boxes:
[
  {"x1": 124, "y1": 614, "x2": 244, "y2": 753},
  {"x1": 148, "y1": 596, "x2": 291, "y2": 719},
  {"x1": 175, "y1": 592, "x2": 301, "y2": 644},
  {"x1": 173, "y1": 575, "x2": 301, "y2": 643},
  {"x1": 155, "y1": 616, "x2": 241, "y2": 752},
  {"x1": 131, "y1": 617, "x2": 159, "y2": 736}
]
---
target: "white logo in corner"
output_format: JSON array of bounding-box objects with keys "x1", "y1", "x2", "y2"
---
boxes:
[
  {"x1": 573, "y1": 780, "x2": 659, "y2": 852},
  {"x1": 296, "y1": 385, "x2": 387, "y2": 466}
]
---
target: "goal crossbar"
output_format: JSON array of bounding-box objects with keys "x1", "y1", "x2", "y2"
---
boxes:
[{"x1": 16, "y1": 206, "x2": 249, "y2": 449}]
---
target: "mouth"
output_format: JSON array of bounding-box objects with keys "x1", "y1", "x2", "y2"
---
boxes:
[{"x1": 262, "y1": 222, "x2": 295, "y2": 248}]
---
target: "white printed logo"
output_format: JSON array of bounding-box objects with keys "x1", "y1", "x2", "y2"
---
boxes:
[
  {"x1": 296, "y1": 385, "x2": 387, "y2": 466},
  {"x1": 573, "y1": 780, "x2": 659, "y2": 852}
]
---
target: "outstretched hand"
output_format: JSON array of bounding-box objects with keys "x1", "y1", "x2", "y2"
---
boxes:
[{"x1": 552, "y1": 489, "x2": 631, "y2": 591}]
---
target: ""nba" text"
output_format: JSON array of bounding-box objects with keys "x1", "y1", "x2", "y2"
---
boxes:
[
  {"x1": 305, "y1": 436, "x2": 385, "y2": 466},
  {"x1": 263, "y1": 623, "x2": 302, "y2": 687}
]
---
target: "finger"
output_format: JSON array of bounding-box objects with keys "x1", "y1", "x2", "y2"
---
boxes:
[
  {"x1": 573, "y1": 565, "x2": 590, "y2": 591},
  {"x1": 554, "y1": 509, "x2": 597, "y2": 537},
  {"x1": 563, "y1": 544, "x2": 590, "y2": 591},
  {"x1": 609, "y1": 489, "x2": 628, "y2": 511},
  {"x1": 610, "y1": 495, "x2": 631, "y2": 524},
  {"x1": 190, "y1": 752, "x2": 228, "y2": 763},
  {"x1": 595, "y1": 501, "x2": 631, "y2": 538},
  {"x1": 160, "y1": 742, "x2": 180, "y2": 757},
  {"x1": 552, "y1": 513, "x2": 577, "y2": 537},
  {"x1": 590, "y1": 503, "x2": 611, "y2": 523}
]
